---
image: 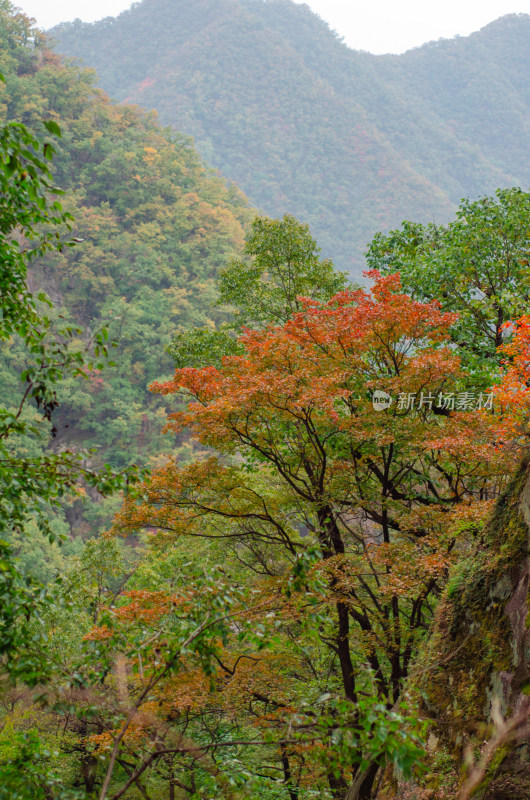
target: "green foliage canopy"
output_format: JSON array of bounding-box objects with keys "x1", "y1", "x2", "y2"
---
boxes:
[
  {"x1": 169, "y1": 213, "x2": 350, "y2": 368},
  {"x1": 366, "y1": 187, "x2": 530, "y2": 382}
]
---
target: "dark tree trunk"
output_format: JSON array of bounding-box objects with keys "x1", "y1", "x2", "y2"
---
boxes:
[
  {"x1": 81, "y1": 753, "x2": 98, "y2": 793},
  {"x1": 344, "y1": 761, "x2": 380, "y2": 800}
]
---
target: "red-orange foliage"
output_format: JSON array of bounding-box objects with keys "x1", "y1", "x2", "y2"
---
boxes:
[
  {"x1": 106, "y1": 272, "x2": 525, "y2": 795},
  {"x1": 496, "y1": 314, "x2": 530, "y2": 421}
]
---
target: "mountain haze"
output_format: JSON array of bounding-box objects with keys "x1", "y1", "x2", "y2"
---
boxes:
[{"x1": 52, "y1": 0, "x2": 530, "y2": 275}]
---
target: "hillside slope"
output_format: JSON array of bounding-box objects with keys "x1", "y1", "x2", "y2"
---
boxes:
[
  {"x1": 0, "y1": 2, "x2": 253, "y2": 535},
  {"x1": 51, "y1": 0, "x2": 530, "y2": 274}
]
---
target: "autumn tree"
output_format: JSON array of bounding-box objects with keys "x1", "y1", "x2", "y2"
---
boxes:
[{"x1": 112, "y1": 270, "x2": 516, "y2": 799}]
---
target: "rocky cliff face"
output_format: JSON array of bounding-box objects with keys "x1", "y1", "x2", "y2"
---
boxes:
[{"x1": 412, "y1": 459, "x2": 530, "y2": 798}]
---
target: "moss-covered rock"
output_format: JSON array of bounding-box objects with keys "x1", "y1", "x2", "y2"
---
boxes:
[{"x1": 412, "y1": 458, "x2": 530, "y2": 798}]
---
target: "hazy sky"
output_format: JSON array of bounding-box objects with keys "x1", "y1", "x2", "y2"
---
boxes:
[{"x1": 14, "y1": 0, "x2": 530, "y2": 54}]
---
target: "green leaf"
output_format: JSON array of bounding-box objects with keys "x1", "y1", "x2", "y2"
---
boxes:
[{"x1": 42, "y1": 120, "x2": 61, "y2": 137}]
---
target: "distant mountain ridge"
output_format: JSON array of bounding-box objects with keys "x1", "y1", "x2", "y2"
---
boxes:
[{"x1": 51, "y1": 0, "x2": 530, "y2": 275}]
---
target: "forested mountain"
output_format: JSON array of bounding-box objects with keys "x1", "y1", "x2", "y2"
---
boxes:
[
  {"x1": 2, "y1": 2, "x2": 530, "y2": 796},
  {"x1": 51, "y1": 0, "x2": 530, "y2": 274},
  {"x1": 0, "y1": 2, "x2": 252, "y2": 541}
]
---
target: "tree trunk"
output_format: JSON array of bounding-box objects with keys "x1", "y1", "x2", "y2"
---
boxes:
[
  {"x1": 81, "y1": 753, "x2": 99, "y2": 793},
  {"x1": 344, "y1": 761, "x2": 380, "y2": 800}
]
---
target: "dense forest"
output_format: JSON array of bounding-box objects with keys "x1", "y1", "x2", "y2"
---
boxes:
[
  {"x1": 1, "y1": 1, "x2": 530, "y2": 799},
  {"x1": 51, "y1": 0, "x2": 530, "y2": 274},
  {"x1": 0, "y1": 0, "x2": 254, "y2": 552}
]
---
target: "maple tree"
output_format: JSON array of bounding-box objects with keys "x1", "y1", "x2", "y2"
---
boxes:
[
  {"x1": 107, "y1": 270, "x2": 519, "y2": 799},
  {"x1": 3, "y1": 226, "x2": 526, "y2": 798},
  {"x1": 1, "y1": 2, "x2": 528, "y2": 791},
  {"x1": 495, "y1": 314, "x2": 530, "y2": 411}
]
